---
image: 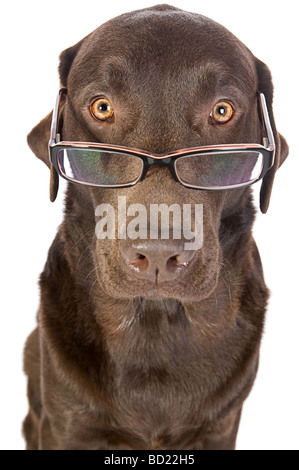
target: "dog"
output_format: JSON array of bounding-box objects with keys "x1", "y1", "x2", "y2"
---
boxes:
[{"x1": 23, "y1": 4, "x2": 288, "y2": 450}]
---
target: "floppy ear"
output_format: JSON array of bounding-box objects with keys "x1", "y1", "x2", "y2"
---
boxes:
[
  {"x1": 27, "y1": 37, "x2": 86, "y2": 202},
  {"x1": 27, "y1": 111, "x2": 60, "y2": 202},
  {"x1": 255, "y1": 58, "x2": 289, "y2": 213}
]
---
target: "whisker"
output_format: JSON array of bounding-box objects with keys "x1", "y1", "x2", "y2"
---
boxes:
[
  {"x1": 77, "y1": 244, "x2": 92, "y2": 268},
  {"x1": 84, "y1": 265, "x2": 102, "y2": 281},
  {"x1": 218, "y1": 255, "x2": 234, "y2": 309},
  {"x1": 219, "y1": 273, "x2": 232, "y2": 309},
  {"x1": 221, "y1": 256, "x2": 233, "y2": 272},
  {"x1": 68, "y1": 229, "x2": 95, "y2": 253},
  {"x1": 213, "y1": 290, "x2": 218, "y2": 310},
  {"x1": 89, "y1": 277, "x2": 99, "y2": 298}
]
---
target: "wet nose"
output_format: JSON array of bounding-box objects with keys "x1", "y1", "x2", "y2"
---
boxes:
[{"x1": 120, "y1": 239, "x2": 195, "y2": 282}]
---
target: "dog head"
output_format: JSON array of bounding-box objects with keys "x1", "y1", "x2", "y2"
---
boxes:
[{"x1": 27, "y1": 5, "x2": 288, "y2": 302}]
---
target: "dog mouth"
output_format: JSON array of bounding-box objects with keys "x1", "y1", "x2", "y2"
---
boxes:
[
  {"x1": 104, "y1": 269, "x2": 218, "y2": 302},
  {"x1": 95, "y1": 244, "x2": 220, "y2": 302}
]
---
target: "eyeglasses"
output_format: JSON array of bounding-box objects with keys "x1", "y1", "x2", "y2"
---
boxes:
[{"x1": 48, "y1": 88, "x2": 275, "y2": 190}]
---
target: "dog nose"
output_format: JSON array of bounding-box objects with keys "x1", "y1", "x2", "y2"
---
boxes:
[{"x1": 120, "y1": 239, "x2": 195, "y2": 282}]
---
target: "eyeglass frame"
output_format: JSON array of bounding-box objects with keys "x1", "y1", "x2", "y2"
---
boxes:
[{"x1": 48, "y1": 88, "x2": 276, "y2": 191}]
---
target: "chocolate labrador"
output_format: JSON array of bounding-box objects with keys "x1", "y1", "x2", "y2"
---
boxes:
[{"x1": 23, "y1": 4, "x2": 288, "y2": 450}]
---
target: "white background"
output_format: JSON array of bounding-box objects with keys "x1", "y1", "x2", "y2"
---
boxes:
[{"x1": 1, "y1": 0, "x2": 298, "y2": 450}]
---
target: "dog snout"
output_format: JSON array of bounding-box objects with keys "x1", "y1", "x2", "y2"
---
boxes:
[{"x1": 120, "y1": 239, "x2": 196, "y2": 282}]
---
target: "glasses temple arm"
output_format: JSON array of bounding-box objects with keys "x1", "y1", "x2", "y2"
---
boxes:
[
  {"x1": 259, "y1": 93, "x2": 275, "y2": 151},
  {"x1": 49, "y1": 88, "x2": 67, "y2": 147}
]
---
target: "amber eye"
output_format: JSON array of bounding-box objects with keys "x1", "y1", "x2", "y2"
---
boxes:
[
  {"x1": 211, "y1": 101, "x2": 234, "y2": 124},
  {"x1": 90, "y1": 97, "x2": 114, "y2": 121}
]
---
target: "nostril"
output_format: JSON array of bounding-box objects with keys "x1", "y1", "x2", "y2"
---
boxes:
[
  {"x1": 166, "y1": 253, "x2": 189, "y2": 273},
  {"x1": 166, "y1": 251, "x2": 196, "y2": 273},
  {"x1": 166, "y1": 254, "x2": 180, "y2": 273},
  {"x1": 128, "y1": 253, "x2": 149, "y2": 272}
]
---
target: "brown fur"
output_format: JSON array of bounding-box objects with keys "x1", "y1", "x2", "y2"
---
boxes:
[{"x1": 23, "y1": 5, "x2": 288, "y2": 450}]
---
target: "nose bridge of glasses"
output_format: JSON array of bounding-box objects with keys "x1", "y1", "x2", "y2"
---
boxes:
[
  {"x1": 147, "y1": 155, "x2": 172, "y2": 166},
  {"x1": 143, "y1": 155, "x2": 174, "y2": 178}
]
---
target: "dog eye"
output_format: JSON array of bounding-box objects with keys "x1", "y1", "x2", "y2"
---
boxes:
[
  {"x1": 211, "y1": 101, "x2": 234, "y2": 124},
  {"x1": 90, "y1": 98, "x2": 114, "y2": 121}
]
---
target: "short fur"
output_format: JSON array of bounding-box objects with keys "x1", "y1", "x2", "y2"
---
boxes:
[{"x1": 23, "y1": 5, "x2": 288, "y2": 450}]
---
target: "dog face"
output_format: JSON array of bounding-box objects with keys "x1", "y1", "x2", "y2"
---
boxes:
[{"x1": 28, "y1": 5, "x2": 288, "y2": 302}]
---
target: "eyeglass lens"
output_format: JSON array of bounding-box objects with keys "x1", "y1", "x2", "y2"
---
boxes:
[
  {"x1": 58, "y1": 149, "x2": 144, "y2": 186},
  {"x1": 175, "y1": 151, "x2": 263, "y2": 188}
]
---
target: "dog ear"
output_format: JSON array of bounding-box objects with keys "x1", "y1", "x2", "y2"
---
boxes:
[
  {"x1": 27, "y1": 111, "x2": 59, "y2": 202},
  {"x1": 255, "y1": 58, "x2": 289, "y2": 213},
  {"x1": 27, "y1": 38, "x2": 86, "y2": 202}
]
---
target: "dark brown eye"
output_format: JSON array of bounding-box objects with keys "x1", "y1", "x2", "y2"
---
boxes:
[
  {"x1": 90, "y1": 97, "x2": 114, "y2": 121},
  {"x1": 211, "y1": 101, "x2": 234, "y2": 124}
]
